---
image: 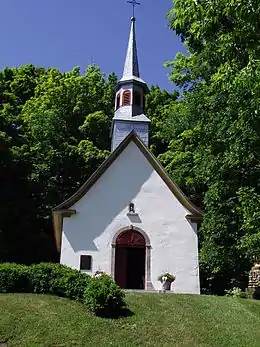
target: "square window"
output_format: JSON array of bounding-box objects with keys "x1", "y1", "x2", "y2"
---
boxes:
[{"x1": 80, "y1": 255, "x2": 92, "y2": 271}]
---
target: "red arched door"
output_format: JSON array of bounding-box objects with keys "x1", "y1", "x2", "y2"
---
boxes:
[{"x1": 115, "y1": 230, "x2": 146, "y2": 289}]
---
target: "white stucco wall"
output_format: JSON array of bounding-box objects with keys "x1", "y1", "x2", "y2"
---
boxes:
[{"x1": 60, "y1": 140, "x2": 200, "y2": 294}]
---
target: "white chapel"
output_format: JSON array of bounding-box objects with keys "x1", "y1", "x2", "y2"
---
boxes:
[{"x1": 52, "y1": 15, "x2": 202, "y2": 294}]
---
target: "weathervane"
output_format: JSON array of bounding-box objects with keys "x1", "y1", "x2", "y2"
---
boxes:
[{"x1": 127, "y1": 0, "x2": 140, "y2": 18}]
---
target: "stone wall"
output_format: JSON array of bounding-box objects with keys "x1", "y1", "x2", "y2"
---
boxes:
[{"x1": 248, "y1": 263, "x2": 260, "y2": 289}]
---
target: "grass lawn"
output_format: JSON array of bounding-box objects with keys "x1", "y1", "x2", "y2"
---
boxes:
[{"x1": 1, "y1": 293, "x2": 260, "y2": 347}]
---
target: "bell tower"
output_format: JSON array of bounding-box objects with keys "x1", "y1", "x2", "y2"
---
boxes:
[{"x1": 111, "y1": 13, "x2": 150, "y2": 151}]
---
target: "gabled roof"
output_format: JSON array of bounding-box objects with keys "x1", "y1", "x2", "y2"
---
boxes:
[{"x1": 52, "y1": 132, "x2": 202, "y2": 251}]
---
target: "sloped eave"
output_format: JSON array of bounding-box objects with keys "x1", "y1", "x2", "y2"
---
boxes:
[{"x1": 52, "y1": 131, "x2": 203, "y2": 251}]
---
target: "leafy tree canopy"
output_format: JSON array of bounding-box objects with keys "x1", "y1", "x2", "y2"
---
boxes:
[
  {"x1": 2, "y1": 0, "x2": 259, "y2": 295},
  {"x1": 0, "y1": 63, "x2": 176, "y2": 265},
  {"x1": 163, "y1": 0, "x2": 260, "y2": 293}
]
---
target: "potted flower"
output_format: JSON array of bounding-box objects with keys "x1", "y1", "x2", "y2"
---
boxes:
[
  {"x1": 93, "y1": 271, "x2": 104, "y2": 279},
  {"x1": 158, "y1": 273, "x2": 176, "y2": 291}
]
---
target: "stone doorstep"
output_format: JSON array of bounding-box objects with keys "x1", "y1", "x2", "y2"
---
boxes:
[{"x1": 123, "y1": 289, "x2": 175, "y2": 293}]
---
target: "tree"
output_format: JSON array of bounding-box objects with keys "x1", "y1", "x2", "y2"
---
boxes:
[
  {"x1": 146, "y1": 85, "x2": 179, "y2": 156},
  {"x1": 164, "y1": 0, "x2": 260, "y2": 293},
  {"x1": 0, "y1": 65, "x2": 113, "y2": 264},
  {"x1": 0, "y1": 60, "x2": 179, "y2": 264}
]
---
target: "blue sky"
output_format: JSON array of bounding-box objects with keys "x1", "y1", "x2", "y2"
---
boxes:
[{"x1": 0, "y1": 0, "x2": 185, "y2": 91}]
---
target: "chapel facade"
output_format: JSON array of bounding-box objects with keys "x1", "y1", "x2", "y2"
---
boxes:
[{"x1": 52, "y1": 15, "x2": 202, "y2": 294}]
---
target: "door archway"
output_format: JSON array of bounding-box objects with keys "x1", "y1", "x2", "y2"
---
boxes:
[{"x1": 114, "y1": 229, "x2": 146, "y2": 289}]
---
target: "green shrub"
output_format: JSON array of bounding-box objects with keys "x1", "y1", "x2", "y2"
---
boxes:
[
  {"x1": 0, "y1": 263, "x2": 31, "y2": 293},
  {"x1": 28, "y1": 263, "x2": 58, "y2": 294},
  {"x1": 51, "y1": 267, "x2": 91, "y2": 302},
  {"x1": 225, "y1": 287, "x2": 244, "y2": 298},
  {"x1": 28, "y1": 263, "x2": 90, "y2": 301},
  {"x1": 0, "y1": 262, "x2": 90, "y2": 301},
  {"x1": 0, "y1": 263, "x2": 125, "y2": 317},
  {"x1": 225, "y1": 287, "x2": 251, "y2": 299},
  {"x1": 84, "y1": 272, "x2": 126, "y2": 317}
]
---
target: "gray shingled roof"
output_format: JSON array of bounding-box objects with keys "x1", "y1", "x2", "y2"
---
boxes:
[
  {"x1": 113, "y1": 106, "x2": 151, "y2": 122},
  {"x1": 122, "y1": 17, "x2": 140, "y2": 80}
]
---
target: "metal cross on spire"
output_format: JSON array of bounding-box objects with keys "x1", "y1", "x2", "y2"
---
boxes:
[{"x1": 127, "y1": 0, "x2": 140, "y2": 18}]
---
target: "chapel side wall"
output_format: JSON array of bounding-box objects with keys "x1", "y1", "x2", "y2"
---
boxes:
[{"x1": 60, "y1": 141, "x2": 200, "y2": 294}]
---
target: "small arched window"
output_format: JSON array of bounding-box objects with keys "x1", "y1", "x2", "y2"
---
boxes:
[
  {"x1": 133, "y1": 91, "x2": 141, "y2": 106},
  {"x1": 116, "y1": 93, "x2": 120, "y2": 110},
  {"x1": 123, "y1": 90, "x2": 131, "y2": 106}
]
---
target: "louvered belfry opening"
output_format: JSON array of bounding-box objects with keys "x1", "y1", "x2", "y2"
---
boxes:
[
  {"x1": 133, "y1": 91, "x2": 141, "y2": 106},
  {"x1": 123, "y1": 90, "x2": 131, "y2": 106},
  {"x1": 116, "y1": 93, "x2": 121, "y2": 110}
]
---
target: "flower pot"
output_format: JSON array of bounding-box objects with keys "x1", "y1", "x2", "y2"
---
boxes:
[{"x1": 162, "y1": 280, "x2": 172, "y2": 291}]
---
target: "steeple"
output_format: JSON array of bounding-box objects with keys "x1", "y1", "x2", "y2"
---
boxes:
[
  {"x1": 111, "y1": 14, "x2": 150, "y2": 152},
  {"x1": 122, "y1": 17, "x2": 140, "y2": 80},
  {"x1": 119, "y1": 16, "x2": 147, "y2": 86}
]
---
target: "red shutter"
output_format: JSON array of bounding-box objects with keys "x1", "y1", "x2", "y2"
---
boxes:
[
  {"x1": 123, "y1": 90, "x2": 131, "y2": 105},
  {"x1": 116, "y1": 93, "x2": 120, "y2": 109}
]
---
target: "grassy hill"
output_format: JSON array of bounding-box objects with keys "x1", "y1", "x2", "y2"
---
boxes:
[{"x1": 1, "y1": 293, "x2": 260, "y2": 347}]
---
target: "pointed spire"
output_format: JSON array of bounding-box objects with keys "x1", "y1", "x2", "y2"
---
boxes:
[
  {"x1": 111, "y1": 13, "x2": 150, "y2": 152},
  {"x1": 122, "y1": 17, "x2": 140, "y2": 79}
]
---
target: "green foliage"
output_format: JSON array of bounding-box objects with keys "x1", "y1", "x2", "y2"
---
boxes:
[
  {"x1": 28, "y1": 263, "x2": 90, "y2": 301},
  {"x1": 0, "y1": 263, "x2": 126, "y2": 316},
  {"x1": 3, "y1": 0, "x2": 259, "y2": 297},
  {"x1": 52, "y1": 267, "x2": 91, "y2": 302},
  {"x1": 164, "y1": 0, "x2": 260, "y2": 293},
  {"x1": 225, "y1": 287, "x2": 247, "y2": 299},
  {"x1": 0, "y1": 64, "x2": 115, "y2": 264},
  {"x1": 236, "y1": 188, "x2": 260, "y2": 260},
  {"x1": 0, "y1": 263, "x2": 31, "y2": 293},
  {"x1": 0, "y1": 62, "x2": 177, "y2": 266},
  {"x1": 157, "y1": 273, "x2": 176, "y2": 282},
  {"x1": 0, "y1": 262, "x2": 90, "y2": 301},
  {"x1": 146, "y1": 85, "x2": 178, "y2": 156},
  {"x1": 79, "y1": 111, "x2": 111, "y2": 150},
  {"x1": 84, "y1": 272, "x2": 126, "y2": 317}
]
